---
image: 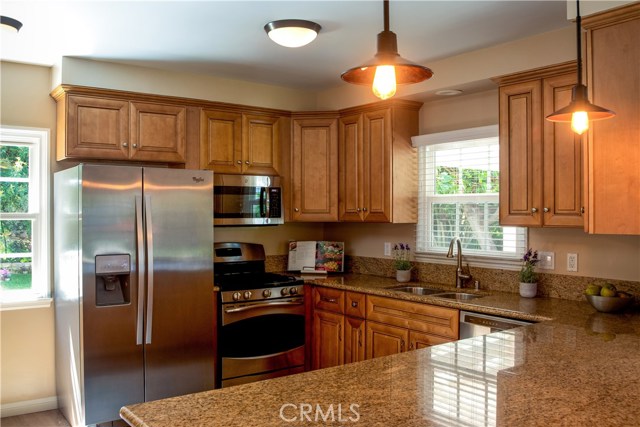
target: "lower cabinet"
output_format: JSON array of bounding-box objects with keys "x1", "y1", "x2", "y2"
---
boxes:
[{"x1": 310, "y1": 287, "x2": 459, "y2": 370}]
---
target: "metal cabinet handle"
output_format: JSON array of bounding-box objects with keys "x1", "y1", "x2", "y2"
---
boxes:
[
  {"x1": 132, "y1": 143, "x2": 138, "y2": 148},
  {"x1": 338, "y1": 324, "x2": 342, "y2": 342},
  {"x1": 543, "y1": 207, "x2": 550, "y2": 213},
  {"x1": 320, "y1": 296, "x2": 337, "y2": 303},
  {"x1": 531, "y1": 207, "x2": 538, "y2": 213},
  {"x1": 356, "y1": 208, "x2": 361, "y2": 212},
  {"x1": 122, "y1": 142, "x2": 128, "y2": 147},
  {"x1": 351, "y1": 301, "x2": 358, "y2": 307},
  {"x1": 245, "y1": 160, "x2": 250, "y2": 165},
  {"x1": 409, "y1": 342, "x2": 415, "y2": 350},
  {"x1": 237, "y1": 160, "x2": 242, "y2": 164},
  {"x1": 363, "y1": 207, "x2": 367, "y2": 212},
  {"x1": 401, "y1": 340, "x2": 405, "y2": 352},
  {"x1": 358, "y1": 329, "x2": 362, "y2": 347},
  {"x1": 581, "y1": 207, "x2": 585, "y2": 214},
  {"x1": 294, "y1": 208, "x2": 299, "y2": 212}
]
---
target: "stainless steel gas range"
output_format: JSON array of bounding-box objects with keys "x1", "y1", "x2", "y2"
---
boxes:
[{"x1": 214, "y1": 242, "x2": 305, "y2": 387}]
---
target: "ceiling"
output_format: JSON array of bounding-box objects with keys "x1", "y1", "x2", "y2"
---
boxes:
[{"x1": 0, "y1": 1, "x2": 573, "y2": 92}]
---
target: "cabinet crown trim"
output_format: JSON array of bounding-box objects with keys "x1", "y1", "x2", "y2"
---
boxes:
[{"x1": 492, "y1": 61, "x2": 577, "y2": 86}]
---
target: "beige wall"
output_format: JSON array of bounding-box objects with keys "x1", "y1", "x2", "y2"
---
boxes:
[
  {"x1": 0, "y1": 61, "x2": 57, "y2": 406},
  {"x1": 215, "y1": 223, "x2": 324, "y2": 256}
]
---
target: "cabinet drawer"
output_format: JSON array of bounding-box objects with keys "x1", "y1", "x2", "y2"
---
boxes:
[
  {"x1": 345, "y1": 292, "x2": 366, "y2": 318},
  {"x1": 366, "y1": 295, "x2": 459, "y2": 339},
  {"x1": 313, "y1": 287, "x2": 345, "y2": 314}
]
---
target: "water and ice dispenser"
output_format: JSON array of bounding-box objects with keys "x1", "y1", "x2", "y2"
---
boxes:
[{"x1": 95, "y1": 254, "x2": 131, "y2": 306}]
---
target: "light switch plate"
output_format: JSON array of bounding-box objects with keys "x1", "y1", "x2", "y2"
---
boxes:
[{"x1": 538, "y1": 251, "x2": 555, "y2": 270}]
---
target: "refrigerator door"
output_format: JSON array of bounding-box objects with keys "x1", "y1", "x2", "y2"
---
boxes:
[
  {"x1": 142, "y1": 168, "x2": 215, "y2": 401},
  {"x1": 81, "y1": 164, "x2": 145, "y2": 424}
]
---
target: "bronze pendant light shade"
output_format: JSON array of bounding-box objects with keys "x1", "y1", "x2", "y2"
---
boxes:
[
  {"x1": 1, "y1": 16, "x2": 23, "y2": 32},
  {"x1": 341, "y1": 0, "x2": 433, "y2": 99},
  {"x1": 546, "y1": 0, "x2": 615, "y2": 134}
]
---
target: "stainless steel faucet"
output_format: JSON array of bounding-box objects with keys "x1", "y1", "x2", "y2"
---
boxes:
[{"x1": 446, "y1": 237, "x2": 472, "y2": 288}]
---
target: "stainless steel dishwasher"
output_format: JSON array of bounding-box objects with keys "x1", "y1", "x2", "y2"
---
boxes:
[{"x1": 459, "y1": 311, "x2": 533, "y2": 339}]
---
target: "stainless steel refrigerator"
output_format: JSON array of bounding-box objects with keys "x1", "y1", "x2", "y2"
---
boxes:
[{"x1": 54, "y1": 164, "x2": 215, "y2": 427}]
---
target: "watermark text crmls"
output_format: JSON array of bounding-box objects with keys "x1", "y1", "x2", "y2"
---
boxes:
[{"x1": 279, "y1": 403, "x2": 360, "y2": 423}]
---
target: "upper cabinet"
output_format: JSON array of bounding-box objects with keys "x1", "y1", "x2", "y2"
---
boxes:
[
  {"x1": 582, "y1": 3, "x2": 640, "y2": 235},
  {"x1": 338, "y1": 100, "x2": 421, "y2": 223},
  {"x1": 494, "y1": 61, "x2": 583, "y2": 228},
  {"x1": 201, "y1": 109, "x2": 284, "y2": 176},
  {"x1": 52, "y1": 86, "x2": 187, "y2": 164},
  {"x1": 290, "y1": 113, "x2": 339, "y2": 222}
]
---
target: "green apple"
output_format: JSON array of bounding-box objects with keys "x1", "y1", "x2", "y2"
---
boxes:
[
  {"x1": 600, "y1": 287, "x2": 617, "y2": 297},
  {"x1": 585, "y1": 284, "x2": 602, "y2": 296}
]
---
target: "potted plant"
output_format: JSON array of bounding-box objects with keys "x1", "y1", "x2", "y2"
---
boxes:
[
  {"x1": 393, "y1": 243, "x2": 412, "y2": 282},
  {"x1": 519, "y1": 248, "x2": 539, "y2": 298}
]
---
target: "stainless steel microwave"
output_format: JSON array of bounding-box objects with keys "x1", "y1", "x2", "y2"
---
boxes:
[{"x1": 213, "y1": 174, "x2": 283, "y2": 225}]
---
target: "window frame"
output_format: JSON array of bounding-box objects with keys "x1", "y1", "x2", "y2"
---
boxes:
[
  {"x1": 0, "y1": 126, "x2": 51, "y2": 309},
  {"x1": 412, "y1": 125, "x2": 527, "y2": 271}
]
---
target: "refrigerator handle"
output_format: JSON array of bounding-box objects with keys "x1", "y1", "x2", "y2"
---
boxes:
[
  {"x1": 144, "y1": 195, "x2": 154, "y2": 344},
  {"x1": 135, "y1": 196, "x2": 145, "y2": 346}
]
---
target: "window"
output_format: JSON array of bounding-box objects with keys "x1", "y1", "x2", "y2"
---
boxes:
[
  {"x1": 413, "y1": 125, "x2": 526, "y2": 268},
  {"x1": 0, "y1": 127, "x2": 50, "y2": 306}
]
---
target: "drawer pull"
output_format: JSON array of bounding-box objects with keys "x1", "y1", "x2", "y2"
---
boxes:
[
  {"x1": 409, "y1": 342, "x2": 414, "y2": 350},
  {"x1": 320, "y1": 297, "x2": 337, "y2": 303},
  {"x1": 401, "y1": 339, "x2": 405, "y2": 352},
  {"x1": 351, "y1": 301, "x2": 358, "y2": 307},
  {"x1": 338, "y1": 324, "x2": 342, "y2": 341},
  {"x1": 358, "y1": 329, "x2": 362, "y2": 347}
]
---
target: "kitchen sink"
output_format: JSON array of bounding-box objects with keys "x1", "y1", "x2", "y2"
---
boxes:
[
  {"x1": 386, "y1": 286, "x2": 445, "y2": 295},
  {"x1": 431, "y1": 292, "x2": 483, "y2": 301}
]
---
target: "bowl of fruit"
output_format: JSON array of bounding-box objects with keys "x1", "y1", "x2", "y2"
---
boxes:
[{"x1": 584, "y1": 283, "x2": 634, "y2": 313}]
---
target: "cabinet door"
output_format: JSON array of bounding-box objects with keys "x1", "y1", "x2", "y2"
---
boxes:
[
  {"x1": 291, "y1": 117, "x2": 338, "y2": 221},
  {"x1": 584, "y1": 7, "x2": 640, "y2": 234},
  {"x1": 344, "y1": 316, "x2": 366, "y2": 364},
  {"x1": 200, "y1": 110, "x2": 243, "y2": 173},
  {"x1": 62, "y1": 95, "x2": 129, "y2": 161},
  {"x1": 409, "y1": 330, "x2": 452, "y2": 351},
  {"x1": 498, "y1": 81, "x2": 543, "y2": 226},
  {"x1": 365, "y1": 321, "x2": 408, "y2": 359},
  {"x1": 339, "y1": 113, "x2": 365, "y2": 221},
  {"x1": 129, "y1": 102, "x2": 186, "y2": 163},
  {"x1": 363, "y1": 108, "x2": 392, "y2": 222},
  {"x1": 312, "y1": 309, "x2": 344, "y2": 370},
  {"x1": 242, "y1": 114, "x2": 281, "y2": 175},
  {"x1": 542, "y1": 73, "x2": 584, "y2": 227}
]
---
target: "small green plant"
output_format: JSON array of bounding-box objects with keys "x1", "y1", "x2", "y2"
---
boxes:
[
  {"x1": 519, "y1": 248, "x2": 539, "y2": 283},
  {"x1": 393, "y1": 243, "x2": 412, "y2": 271}
]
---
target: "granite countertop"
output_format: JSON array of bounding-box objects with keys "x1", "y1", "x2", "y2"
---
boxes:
[{"x1": 121, "y1": 274, "x2": 640, "y2": 427}]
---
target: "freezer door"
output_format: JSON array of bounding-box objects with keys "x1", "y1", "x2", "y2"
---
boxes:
[
  {"x1": 142, "y1": 168, "x2": 215, "y2": 401},
  {"x1": 81, "y1": 164, "x2": 145, "y2": 424}
]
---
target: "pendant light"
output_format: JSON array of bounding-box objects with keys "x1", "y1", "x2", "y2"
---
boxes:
[
  {"x1": 264, "y1": 19, "x2": 321, "y2": 48},
  {"x1": 341, "y1": 0, "x2": 433, "y2": 100},
  {"x1": 1, "y1": 16, "x2": 23, "y2": 32},
  {"x1": 545, "y1": 0, "x2": 615, "y2": 134}
]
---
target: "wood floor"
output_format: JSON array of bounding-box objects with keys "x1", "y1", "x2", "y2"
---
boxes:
[{"x1": 1, "y1": 410, "x2": 70, "y2": 427}]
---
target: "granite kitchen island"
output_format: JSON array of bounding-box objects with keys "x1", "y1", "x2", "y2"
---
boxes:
[{"x1": 121, "y1": 275, "x2": 640, "y2": 427}]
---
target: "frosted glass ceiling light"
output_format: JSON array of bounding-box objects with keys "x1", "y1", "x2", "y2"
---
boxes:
[
  {"x1": 1, "y1": 16, "x2": 23, "y2": 32},
  {"x1": 264, "y1": 19, "x2": 321, "y2": 48},
  {"x1": 341, "y1": 0, "x2": 433, "y2": 100},
  {"x1": 546, "y1": 0, "x2": 615, "y2": 135}
]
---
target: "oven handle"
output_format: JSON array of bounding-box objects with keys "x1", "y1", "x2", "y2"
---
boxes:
[{"x1": 224, "y1": 299, "x2": 303, "y2": 313}]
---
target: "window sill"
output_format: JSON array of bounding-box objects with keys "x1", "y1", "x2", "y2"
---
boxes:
[
  {"x1": 415, "y1": 252, "x2": 521, "y2": 271},
  {"x1": 0, "y1": 297, "x2": 53, "y2": 311}
]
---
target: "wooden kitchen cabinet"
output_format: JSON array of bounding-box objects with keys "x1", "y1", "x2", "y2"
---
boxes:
[
  {"x1": 52, "y1": 86, "x2": 187, "y2": 163},
  {"x1": 290, "y1": 114, "x2": 339, "y2": 221},
  {"x1": 201, "y1": 110, "x2": 283, "y2": 175},
  {"x1": 344, "y1": 292, "x2": 366, "y2": 363},
  {"x1": 312, "y1": 309, "x2": 344, "y2": 370},
  {"x1": 494, "y1": 61, "x2": 583, "y2": 228},
  {"x1": 582, "y1": 3, "x2": 640, "y2": 235},
  {"x1": 338, "y1": 100, "x2": 421, "y2": 223},
  {"x1": 366, "y1": 321, "x2": 408, "y2": 359}
]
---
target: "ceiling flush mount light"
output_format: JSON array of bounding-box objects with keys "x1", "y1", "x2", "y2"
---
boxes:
[
  {"x1": 1, "y1": 16, "x2": 23, "y2": 32},
  {"x1": 546, "y1": 0, "x2": 615, "y2": 135},
  {"x1": 264, "y1": 19, "x2": 321, "y2": 48},
  {"x1": 341, "y1": 0, "x2": 433, "y2": 100}
]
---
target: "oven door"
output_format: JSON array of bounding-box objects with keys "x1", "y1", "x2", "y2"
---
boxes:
[{"x1": 219, "y1": 297, "x2": 305, "y2": 387}]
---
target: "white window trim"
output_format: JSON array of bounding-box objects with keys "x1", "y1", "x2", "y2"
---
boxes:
[
  {"x1": 412, "y1": 125, "x2": 526, "y2": 271},
  {"x1": 0, "y1": 126, "x2": 50, "y2": 309}
]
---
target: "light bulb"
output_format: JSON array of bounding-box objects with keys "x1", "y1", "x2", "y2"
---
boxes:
[
  {"x1": 571, "y1": 111, "x2": 589, "y2": 135},
  {"x1": 372, "y1": 65, "x2": 396, "y2": 100}
]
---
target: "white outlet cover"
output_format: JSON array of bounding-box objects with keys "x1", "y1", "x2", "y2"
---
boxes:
[
  {"x1": 538, "y1": 251, "x2": 555, "y2": 270},
  {"x1": 384, "y1": 242, "x2": 391, "y2": 257},
  {"x1": 567, "y1": 253, "x2": 578, "y2": 272}
]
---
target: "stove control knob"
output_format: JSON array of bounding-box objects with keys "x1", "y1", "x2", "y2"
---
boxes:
[
  {"x1": 262, "y1": 289, "x2": 272, "y2": 298},
  {"x1": 280, "y1": 287, "x2": 289, "y2": 296},
  {"x1": 289, "y1": 287, "x2": 298, "y2": 295},
  {"x1": 232, "y1": 292, "x2": 241, "y2": 301},
  {"x1": 243, "y1": 291, "x2": 252, "y2": 300}
]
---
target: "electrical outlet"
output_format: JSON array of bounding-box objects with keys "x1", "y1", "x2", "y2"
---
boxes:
[
  {"x1": 567, "y1": 253, "x2": 578, "y2": 272},
  {"x1": 384, "y1": 242, "x2": 391, "y2": 256},
  {"x1": 538, "y1": 251, "x2": 555, "y2": 270}
]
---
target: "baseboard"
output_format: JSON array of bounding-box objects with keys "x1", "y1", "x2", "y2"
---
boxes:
[{"x1": 1, "y1": 396, "x2": 58, "y2": 418}]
